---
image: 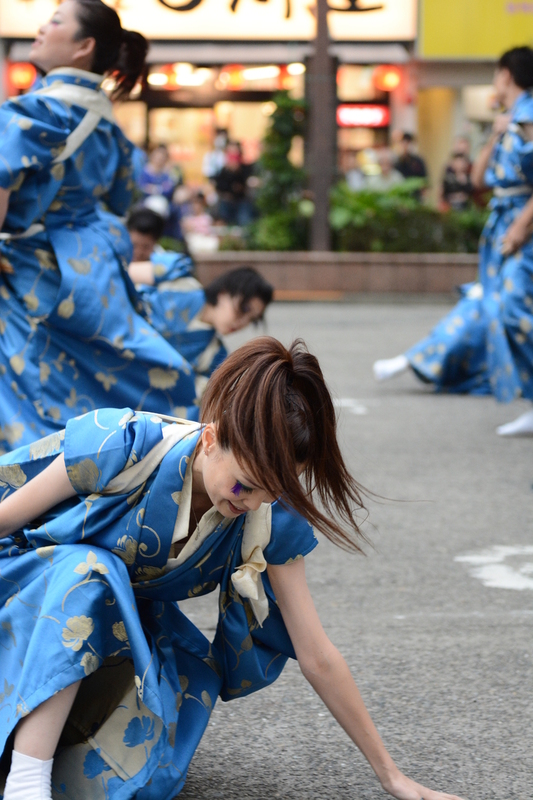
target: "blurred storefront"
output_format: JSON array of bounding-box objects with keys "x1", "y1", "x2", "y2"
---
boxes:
[
  {"x1": 417, "y1": 0, "x2": 533, "y2": 204},
  {"x1": 0, "y1": 0, "x2": 417, "y2": 184}
]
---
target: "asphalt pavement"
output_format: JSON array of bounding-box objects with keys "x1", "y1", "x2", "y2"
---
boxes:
[{"x1": 179, "y1": 300, "x2": 532, "y2": 800}]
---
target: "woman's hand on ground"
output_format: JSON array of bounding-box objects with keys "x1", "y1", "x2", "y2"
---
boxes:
[
  {"x1": 382, "y1": 771, "x2": 466, "y2": 800},
  {"x1": 501, "y1": 218, "x2": 530, "y2": 255}
]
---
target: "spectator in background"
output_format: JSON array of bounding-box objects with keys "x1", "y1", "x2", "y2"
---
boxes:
[
  {"x1": 202, "y1": 129, "x2": 228, "y2": 180},
  {"x1": 344, "y1": 150, "x2": 366, "y2": 192},
  {"x1": 182, "y1": 193, "x2": 218, "y2": 254},
  {"x1": 214, "y1": 141, "x2": 255, "y2": 226},
  {"x1": 441, "y1": 152, "x2": 474, "y2": 211},
  {"x1": 366, "y1": 149, "x2": 404, "y2": 191},
  {"x1": 395, "y1": 132, "x2": 428, "y2": 181},
  {"x1": 138, "y1": 144, "x2": 178, "y2": 204}
]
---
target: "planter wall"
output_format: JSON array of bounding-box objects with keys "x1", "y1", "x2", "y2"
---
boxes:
[{"x1": 195, "y1": 251, "x2": 478, "y2": 299}]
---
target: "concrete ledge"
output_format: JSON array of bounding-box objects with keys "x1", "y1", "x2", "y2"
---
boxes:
[{"x1": 195, "y1": 251, "x2": 478, "y2": 297}]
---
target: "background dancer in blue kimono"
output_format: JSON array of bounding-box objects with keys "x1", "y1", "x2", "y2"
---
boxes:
[
  {"x1": 0, "y1": 0, "x2": 198, "y2": 455},
  {"x1": 0, "y1": 337, "x2": 464, "y2": 800},
  {"x1": 127, "y1": 207, "x2": 273, "y2": 394},
  {"x1": 373, "y1": 47, "x2": 533, "y2": 436}
]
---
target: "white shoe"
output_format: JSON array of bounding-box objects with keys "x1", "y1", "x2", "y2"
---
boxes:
[
  {"x1": 373, "y1": 354, "x2": 409, "y2": 382},
  {"x1": 496, "y1": 409, "x2": 533, "y2": 437}
]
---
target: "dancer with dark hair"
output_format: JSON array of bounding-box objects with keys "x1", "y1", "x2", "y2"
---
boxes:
[
  {"x1": 0, "y1": 338, "x2": 464, "y2": 800},
  {"x1": 127, "y1": 210, "x2": 273, "y2": 394},
  {"x1": 374, "y1": 46, "x2": 533, "y2": 435},
  {"x1": 0, "y1": 0, "x2": 197, "y2": 454}
]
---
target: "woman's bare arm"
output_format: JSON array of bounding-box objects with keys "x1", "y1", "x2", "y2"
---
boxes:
[
  {"x1": 0, "y1": 454, "x2": 77, "y2": 539},
  {"x1": 471, "y1": 113, "x2": 510, "y2": 189},
  {"x1": 267, "y1": 559, "x2": 465, "y2": 800},
  {"x1": 128, "y1": 261, "x2": 155, "y2": 285}
]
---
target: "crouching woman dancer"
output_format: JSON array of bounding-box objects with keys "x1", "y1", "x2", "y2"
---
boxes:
[{"x1": 0, "y1": 338, "x2": 464, "y2": 800}]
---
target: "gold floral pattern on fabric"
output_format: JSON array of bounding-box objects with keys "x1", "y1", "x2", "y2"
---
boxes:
[
  {"x1": 62, "y1": 615, "x2": 94, "y2": 651},
  {"x1": 67, "y1": 458, "x2": 102, "y2": 493}
]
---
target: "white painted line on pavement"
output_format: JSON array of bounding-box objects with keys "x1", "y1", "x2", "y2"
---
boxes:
[{"x1": 455, "y1": 545, "x2": 533, "y2": 591}]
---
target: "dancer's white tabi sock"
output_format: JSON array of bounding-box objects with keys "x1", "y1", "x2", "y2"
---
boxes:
[
  {"x1": 373, "y1": 354, "x2": 409, "y2": 382},
  {"x1": 496, "y1": 409, "x2": 533, "y2": 437},
  {"x1": 3, "y1": 750, "x2": 53, "y2": 800}
]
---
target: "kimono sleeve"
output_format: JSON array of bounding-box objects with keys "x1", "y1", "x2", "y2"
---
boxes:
[
  {"x1": 151, "y1": 252, "x2": 195, "y2": 284},
  {"x1": 64, "y1": 408, "x2": 164, "y2": 495},
  {"x1": 102, "y1": 128, "x2": 135, "y2": 216},
  {"x1": 263, "y1": 502, "x2": 319, "y2": 565},
  {"x1": 0, "y1": 95, "x2": 68, "y2": 192}
]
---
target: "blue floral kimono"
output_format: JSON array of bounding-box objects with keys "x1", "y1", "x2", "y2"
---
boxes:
[
  {"x1": 0, "y1": 408, "x2": 317, "y2": 799},
  {"x1": 406, "y1": 91, "x2": 533, "y2": 400},
  {"x1": 0, "y1": 68, "x2": 197, "y2": 454},
  {"x1": 138, "y1": 252, "x2": 227, "y2": 395}
]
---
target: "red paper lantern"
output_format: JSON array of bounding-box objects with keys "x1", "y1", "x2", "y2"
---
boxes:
[
  {"x1": 373, "y1": 65, "x2": 402, "y2": 93},
  {"x1": 8, "y1": 62, "x2": 37, "y2": 91}
]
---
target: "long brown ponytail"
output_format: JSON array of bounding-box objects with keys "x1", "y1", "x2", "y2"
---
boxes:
[{"x1": 201, "y1": 337, "x2": 368, "y2": 553}]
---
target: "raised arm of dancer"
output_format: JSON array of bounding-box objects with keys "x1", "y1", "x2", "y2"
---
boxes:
[
  {"x1": 268, "y1": 559, "x2": 465, "y2": 800},
  {"x1": 0, "y1": 187, "x2": 10, "y2": 230},
  {"x1": 0, "y1": 454, "x2": 76, "y2": 539},
  {"x1": 128, "y1": 260, "x2": 156, "y2": 285},
  {"x1": 471, "y1": 113, "x2": 510, "y2": 189}
]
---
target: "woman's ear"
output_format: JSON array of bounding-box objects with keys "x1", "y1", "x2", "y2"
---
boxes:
[
  {"x1": 74, "y1": 36, "x2": 96, "y2": 66},
  {"x1": 201, "y1": 423, "x2": 217, "y2": 456}
]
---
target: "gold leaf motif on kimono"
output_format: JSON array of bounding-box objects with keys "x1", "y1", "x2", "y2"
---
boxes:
[
  {"x1": 74, "y1": 550, "x2": 109, "y2": 575},
  {"x1": 148, "y1": 368, "x2": 179, "y2": 390},
  {"x1": 57, "y1": 297, "x2": 75, "y2": 319},
  {"x1": 201, "y1": 691, "x2": 212, "y2": 711},
  {"x1": 112, "y1": 621, "x2": 129, "y2": 642},
  {"x1": 35, "y1": 249, "x2": 58, "y2": 271},
  {"x1": 0, "y1": 285, "x2": 10, "y2": 300},
  {"x1": 39, "y1": 361, "x2": 51, "y2": 383},
  {"x1": 75, "y1": 151, "x2": 85, "y2": 171},
  {"x1": 0, "y1": 319, "x2": 6, "y2": 335},
  {"x1": 0, "y1": 422, "x2": 25, "y2": 447},
  {"x1": 171, "y1": 491, "x2": 182, "y2": 505},
  {"x1": 81, "y1": 652, "x2": 99, "y2": 676},
  {"x1": 134, "y1": 566, "x2": 165, "y2": 581},
  {"x1": 21, "y1": 155, "x2": 38, "y2": 168},
  {"x1": 113, "y1": 535, "x2": 138, "y2": 565},
  {"x1": 67, "y1": 458, "x2": 102, "y2": 493},
  {"x1": 48, "y1": 406, "x2": 62, "y2": 420},
  {"x1": 179, "y1": 675, "x2": 189, "y2": 692},
  {"x1": 9, "y1": 354, "x2": 25, "y2": 376},
  {"x1": 29, "y1": 431, "x2": 63, "y2": 460},
  {"x1": 36, "y1": 545, "x2": 56, "y2": 561},
  {"x1": 95, "y1": 372, "x2": 118, "y2": 391},
  {"x1": 50, "y1": 162, "x2": 65, "y2": 181},
  {"x1": 519, "y1": 317, "x2": 532, "y2": 333},
  {"x1": 62, "y1": 615, "x2": 94, "y2": 651},
  {"x1": 65, "y1": 388, "x2": 79, "y2": 408},
  {"x1": 0, "y1": 463, "x2": 27, "y2": 488},
  {"x1": 67, "y1": 258, "x2": 91, "y2": 275},
  {"x1": 16, "y1": 116, "x2": 33, "y2": 130}
]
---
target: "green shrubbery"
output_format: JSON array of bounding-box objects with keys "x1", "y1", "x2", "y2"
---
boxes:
[
  {"x1": 330, "y1": 180, "x2": 489, "y2": 253},
  {"x1": 239, "y1": 94, "x2": 489, "y2": 252},
  {"x1": 246, "y1": 91, "x2": 309, "y2": 251}
]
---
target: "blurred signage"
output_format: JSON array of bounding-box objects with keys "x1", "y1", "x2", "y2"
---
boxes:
[
  {"x1": 420, "y1": 0, "x2": 533, "y2": 59},
  {"x1": 0, "y1": 0, "x2": 417, "y2": 41},
  {"x1": 337, "y1": 104, "x2": 390, "y2": 127}
]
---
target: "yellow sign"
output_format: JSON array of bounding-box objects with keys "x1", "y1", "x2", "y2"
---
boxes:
[
  {"x1": 0, "y1": 0, "x2": 417, "y2": 42},
  {"x1": 420, "y1": 0, "x2": 533, "y2": 59}
]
